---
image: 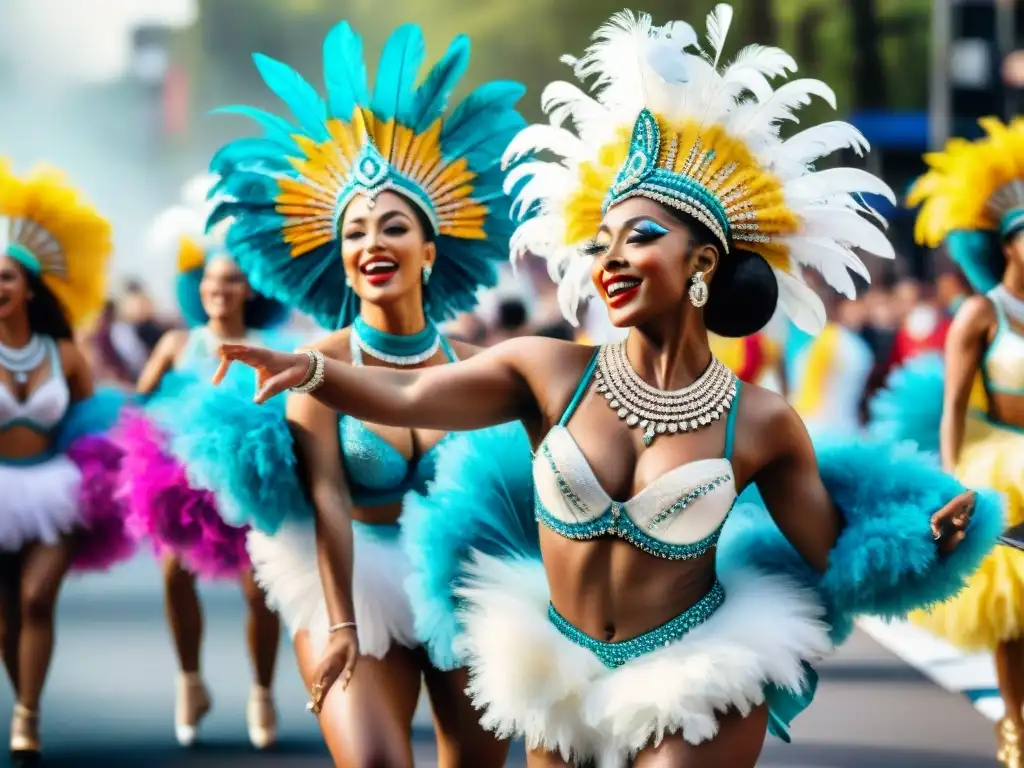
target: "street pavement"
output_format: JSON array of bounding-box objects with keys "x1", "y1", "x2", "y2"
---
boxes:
[{"x1": 0, "y1": 555, "x2": 1002, "y2": 767}]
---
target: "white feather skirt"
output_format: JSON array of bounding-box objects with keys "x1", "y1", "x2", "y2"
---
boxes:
[
  {"x1": 0, "y1": 457, "x2": 82, "y2": 551},
  {"x1": 454, "y1": 554, "x2": 832, "y2": 767},
  {"x1": 246, "y1": 518, "x2": 418, "y2": 660}
]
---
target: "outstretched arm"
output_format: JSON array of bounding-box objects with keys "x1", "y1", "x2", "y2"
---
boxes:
[{"x1": 217, "y1": 335, "x2": 568, "y2": 433}]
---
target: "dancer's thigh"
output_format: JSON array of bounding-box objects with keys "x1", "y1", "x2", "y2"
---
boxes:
[{"x1": 295, "y1": 630, "x2": 421, "y2": 768}]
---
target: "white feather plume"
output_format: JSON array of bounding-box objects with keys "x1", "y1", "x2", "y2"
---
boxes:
[
  {"x1": 506, "y1": 5, "x2": 895, "y2": 335},
  {"x1": 146, "y1": 173, "x2": 225, "y2": 266}
]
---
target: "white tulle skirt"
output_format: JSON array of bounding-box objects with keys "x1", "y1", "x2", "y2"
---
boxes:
[
  {"x1": 246, "y1": 518, "x2": 418, "y2": 660},
  {"x1": 0, "y1": 456, "x2": 82, "y2": 551},
  {"x1": 454, "y1": 555, "x2": 832, "y2": 768}
]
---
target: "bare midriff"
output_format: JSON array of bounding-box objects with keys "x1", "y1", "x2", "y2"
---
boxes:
[{"x1": 540, "y1": 529, "x2": 718, "y2": 642}]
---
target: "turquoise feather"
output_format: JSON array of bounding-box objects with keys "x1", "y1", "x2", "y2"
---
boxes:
[
  {"x1": 370, "y1": 24, "x2": 426, "y2": 125},
  {"x1": 323, "y1": 21, "x2": 370, "y2": 119},
  {"x1": 867, "y1": 353, "x2": 945, "y2": 455},
  {"x1": 411, "y1": 35, "x2": 470, "y2": 134},
  {"x1": 252, "y1": 53, "x2": 329, "y2": 142},
  {"x1": 946, "y1": 229, "x2": 1002, "y2": 293},
  {"x1": 210, "y1": 105, "x2": 301, "y2": 152}
]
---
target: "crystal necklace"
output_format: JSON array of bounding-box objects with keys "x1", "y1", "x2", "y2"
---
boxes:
[
  {"x1": 351, "y1": 316, "x2": 441, "y2": 366},
  {"x1": 0, "y1": 334, "x2": 46, "y2": 384},
  {"x1": 594, "y1": 340, "x2": 737, "y2": 446}
]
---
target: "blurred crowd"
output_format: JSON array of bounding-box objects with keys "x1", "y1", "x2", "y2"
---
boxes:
[{"x1": 84, "y1": 256, "x2": 970, "y2": 428}]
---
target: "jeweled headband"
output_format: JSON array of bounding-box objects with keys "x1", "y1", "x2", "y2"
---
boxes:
[
  {"x1": 208, "y1": 22, "x2": 527, "y2": 330},
  {"x1": 502, "y1": 5, "x2": 896, "y2": 334}
]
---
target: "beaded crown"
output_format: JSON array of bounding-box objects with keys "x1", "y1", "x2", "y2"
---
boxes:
[
  {"x1": 209, "y1": 22, "x2": 527, "y2": 330},
  {"x1": 0, "y1": 159, "x2": 112, "y2": 329},
  {"x1": 504, "y1": 5, "x2": 896, "y2": 334},
  {"x1": 907, "y1": 117, "x2": 1024, "y2": 292}
]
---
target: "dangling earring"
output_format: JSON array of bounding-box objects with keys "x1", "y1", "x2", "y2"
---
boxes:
[
  {"x1": 688, "y1": 271, "x2": 708, "y2": 308},
  {"x1": 422, "y1": 264, "x2": 433, "y2": 285}
]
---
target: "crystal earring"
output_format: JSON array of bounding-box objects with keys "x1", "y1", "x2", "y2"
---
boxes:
[
  {"x1": 688, "y1": 271, "x2": 708, "y2": 308},
  {"x1": 345, "y1": 274, "x2": 353, "y2": 288},
  {"x1": 422, "y1": 264, "x2": 433, "y2": 285}
]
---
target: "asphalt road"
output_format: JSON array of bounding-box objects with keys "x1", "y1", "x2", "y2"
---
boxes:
[{"x1": 0, "y1": 556, "x2": 1002, "y2": 767}]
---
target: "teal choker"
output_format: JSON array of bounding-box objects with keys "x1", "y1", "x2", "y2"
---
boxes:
[{"x1": 352, "y1": 316, "x2": 441, "y2": 366}]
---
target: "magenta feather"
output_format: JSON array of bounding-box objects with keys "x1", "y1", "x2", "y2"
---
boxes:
[{"x1": 115, "y1": 409, "x2": 250, "y2": 579}]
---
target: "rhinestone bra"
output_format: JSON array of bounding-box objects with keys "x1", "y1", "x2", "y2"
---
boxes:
[{"x1": 534, "y1": 349, "x2": 741, "y2": 560}]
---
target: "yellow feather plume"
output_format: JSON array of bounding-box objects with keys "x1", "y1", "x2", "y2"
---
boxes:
[
  {"x1": 0, "y1": 159, "x2": 112, "y2": 330},
  {"x1": 908, "y1": 117, "x2": 1024, "y2": 247}
]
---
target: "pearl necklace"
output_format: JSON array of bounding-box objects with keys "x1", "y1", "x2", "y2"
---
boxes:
[
  {"x1": 594, "y1": 341, "x2": 736, "y2": 446},
  {"x1": 0, "y1": 335, "x2": 46, "y2": 384}
]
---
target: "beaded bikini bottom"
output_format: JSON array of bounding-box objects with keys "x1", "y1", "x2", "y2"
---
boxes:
[{"x1": 546, "y1": 579, "x2": 727, "y2": 668}]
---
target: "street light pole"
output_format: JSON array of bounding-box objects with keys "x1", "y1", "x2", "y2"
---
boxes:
[{"x1": 930, "y1": 0, "x2": 952, "y2": 149}]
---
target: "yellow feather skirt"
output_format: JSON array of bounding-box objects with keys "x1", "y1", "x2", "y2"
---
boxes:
[{"x1": 910, "y1": 413, "x2": 1024, "y2": 650}]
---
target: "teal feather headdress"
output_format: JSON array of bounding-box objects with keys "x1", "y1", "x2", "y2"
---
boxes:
[{"x1": 208, "y1": 22, "x2": 527, "y2": 330}]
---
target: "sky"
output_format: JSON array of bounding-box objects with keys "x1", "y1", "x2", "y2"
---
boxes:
[{"x1": 4, "y1": 0, "x2": 196, "y2": 84}]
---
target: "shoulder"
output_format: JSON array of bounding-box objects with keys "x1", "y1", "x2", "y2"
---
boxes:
[
  {"x1": 953, "y1": 294, "x2": 997, "y2": 331},
  {"x1": 154, "y1": 328, "x2": 191, "y2": 357},
  {"x1": 734, "y1": 382, "x2": 809, "y2": 471},
  {"x1": 55, "y1": 338, "x2": 87, "y2": 374},
  {"x1": 302, "y1": 328, "x2": 351, "y2": 363}
]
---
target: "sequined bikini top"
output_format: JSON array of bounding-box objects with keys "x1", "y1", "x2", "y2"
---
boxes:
[
  {"x1": 0, "y1": 336, "x2": 69, "y2": 434},
  {"x1": 534, "y1": 350, "x2": 740, "y2": 560},
  {"x1": 983, "y1": 287, "x2": 1024, "y2": 396},
  {"x1": 340, "y1": 335, "x2": 458, "y2": 507}
]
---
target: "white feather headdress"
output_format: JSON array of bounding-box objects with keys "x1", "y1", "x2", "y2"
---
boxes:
[
  {"x1": 147, "y1": 173, "x2": 230, "y2": 273},
  {"x1": 503, "y1": 5, "x2": 895, "y2": 333}
]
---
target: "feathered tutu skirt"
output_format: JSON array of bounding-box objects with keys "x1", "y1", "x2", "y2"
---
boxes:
[
  {"x1": 0, "y1": 389, "x2": 136, "y2": 572},
  {"x1": 403, "y1": 421, "x2": 1002, "y2": 766},
  {"x1": 247, "y1": 519, "x2": 418, "y2": 659},
  {"x1": 909, "y1": 412, "x2": 1024, "y2": 650},
  {"x1": 115, "y1": 369, "x2": 295, "y2": 578}
]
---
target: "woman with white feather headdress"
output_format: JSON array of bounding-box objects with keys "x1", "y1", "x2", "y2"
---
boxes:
[
  {"x1": 214, "y1": 7, "x2": 998, "y2": 765},
  {"x1": 113, "y1": 173, "x2": 296, "y2": 751}
]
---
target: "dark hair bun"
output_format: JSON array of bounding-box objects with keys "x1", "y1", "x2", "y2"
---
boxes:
[{"x1": 703, "y1": 249, "x2": 778, "y2": 338}]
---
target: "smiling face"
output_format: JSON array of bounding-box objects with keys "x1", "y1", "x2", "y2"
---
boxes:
[
  {"x1": 587, "y1": 198, "x2": 719, "y2": 328},
  {"x1": 339, "y1": 191, "x2": 436, "y2": 311},
  {"x1": 199, "y1": 255, "x2": 250, "y2": 322},
  {"x1": 0, "y1": 254, "x2": 31, "y2": 325}
]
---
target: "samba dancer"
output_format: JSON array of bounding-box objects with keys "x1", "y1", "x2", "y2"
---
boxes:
[
  {"x1": 0, "y1": 160, "x2": 132, "y2": 760},
  {"x1": 875, "y1": 118, "x2": 1024, "y2": 767},
  {"x1": 208, "y1": 21, "x2": 525, "y2": 767},
  {"x1": 118, "y1": 175, "x2": 290, "y2": 749}
]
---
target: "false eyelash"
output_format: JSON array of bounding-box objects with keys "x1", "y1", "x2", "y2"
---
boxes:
[{"x1": 580, "y1": 240, "x2": 607, "y2": 257}]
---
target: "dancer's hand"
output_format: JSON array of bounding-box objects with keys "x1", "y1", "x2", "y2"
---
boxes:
[
  {"x1": 309, "y1": 627, "x2": 359, "y2": 713},
  {"x1": 214, "y1": 344, "x2": 310, "y2": 403},
  {"x1": 931, "y1": 490, "x2": 975, "y2": 557}
]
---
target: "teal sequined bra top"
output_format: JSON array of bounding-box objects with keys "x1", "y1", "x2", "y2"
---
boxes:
[
  {"x1": 534, "y1": 350, "x2": 740, "y2": 560},
  {"x1": 340, "y1": 332, "x2": 458, "y2": 507}
]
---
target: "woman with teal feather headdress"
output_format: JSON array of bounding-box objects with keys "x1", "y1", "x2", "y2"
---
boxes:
[
  {"x1": 209, "y1": 19, "x2": 525, "y2": 767},
  {"x1": 215, "y1": 7, "x2": 1002, "y2": 765},
  {"x1": 114, "y1": 173, "x2": 298, "y2": 751}
]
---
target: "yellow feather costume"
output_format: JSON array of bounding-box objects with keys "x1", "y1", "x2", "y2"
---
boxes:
[{"x1": 906, "y1": 119, "x2": 1024, "y2": 651}]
